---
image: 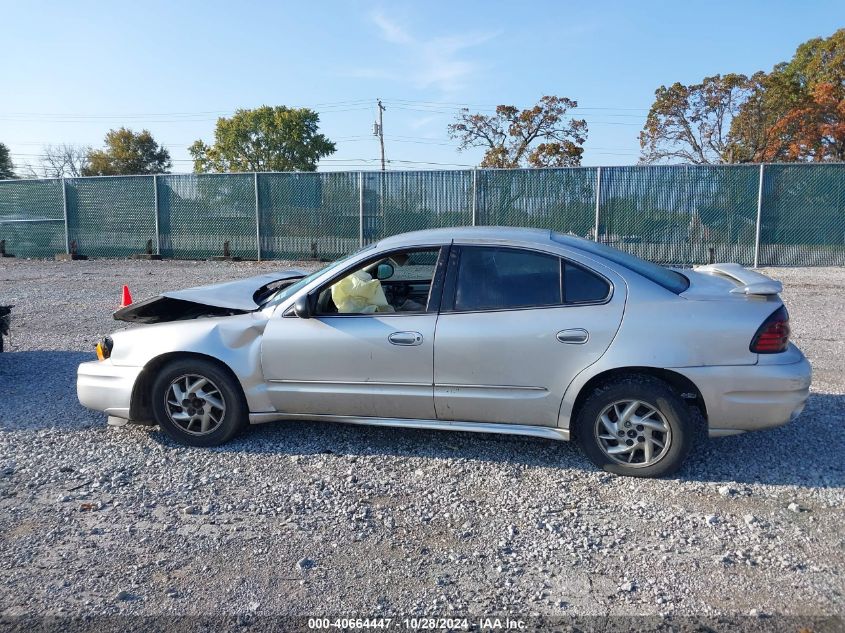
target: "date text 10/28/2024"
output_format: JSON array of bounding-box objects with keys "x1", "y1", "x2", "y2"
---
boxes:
[{"x1": 307, "y1": 617, "x2": 527, "y2": 630}]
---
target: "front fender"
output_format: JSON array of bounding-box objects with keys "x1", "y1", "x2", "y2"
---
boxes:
[{"x1": 108, "y1": 313, "x2": 273, "y2": 413}]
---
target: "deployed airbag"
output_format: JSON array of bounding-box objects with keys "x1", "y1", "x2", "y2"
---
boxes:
[{"x1": 331, "y1": 271, "x2": 394, "y2": 314}]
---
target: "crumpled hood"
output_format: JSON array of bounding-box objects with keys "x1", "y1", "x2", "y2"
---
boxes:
[
  {"x1": 161, "y1": 270, "x2": 307, "y2": 311},
  {"x1": 113, "y1": 269, "x2": 307, "y2": 323}
]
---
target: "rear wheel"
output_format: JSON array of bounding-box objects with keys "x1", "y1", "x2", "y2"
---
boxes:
[
  {"x1": 574, "y1": 375, "x2": 697, "y2": 477},
  {"x1": 151, "y1": 358, "x2": 247, "y2": 447}
]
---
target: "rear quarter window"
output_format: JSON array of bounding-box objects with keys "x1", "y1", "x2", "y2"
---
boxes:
[
  {"x1": 552, "y1": 232, "x2": 689, "y2": 294},
  {"x1": 563, "y1": 262, "x2": 610, "y2": 303}
]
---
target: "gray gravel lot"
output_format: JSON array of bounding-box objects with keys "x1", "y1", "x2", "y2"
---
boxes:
[{"x1": 0, "y1": 259, "x2": 843, "y2": 624}]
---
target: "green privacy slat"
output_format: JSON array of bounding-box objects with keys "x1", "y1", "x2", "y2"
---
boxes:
[
  {"x1": 158, "y1": 174, "x2": 257, "y2": 260},
  {"x1": 2, "y1": 165, "x2": 844, "y2": 265},
  {"x1": 0, "y1": 179, "x2": 65, "y2": 257},
  {"x1": 364, "y1": 170, "x2": 474, "y2": 244},
  {"x1": 759, "y1": 164, "x2": 845, "y2": 266},
  {"x1": 66, "y1": 176, "x2": 156, "y2": 258},
  {"x1": 476, "y1": 168, "x2": 596, "y2": 235},
  {"x1": 598, "y1": 165, "x2": 759, "y2": 266},
  {"x1": 258, "y1": 171, "x2": 359, "y2": 261}
]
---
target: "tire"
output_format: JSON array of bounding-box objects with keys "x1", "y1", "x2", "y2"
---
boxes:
[
  {"x1": 150, "y1": 358, "x2": 247, "y2": 447},
  {"x1": 574, "y1": 375, "x2": 698, "y2": 478}
]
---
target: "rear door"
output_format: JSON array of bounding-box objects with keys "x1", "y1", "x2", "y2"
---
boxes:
[{"x1": 433, "y1": 245, "x2": 626, "y2": 426}]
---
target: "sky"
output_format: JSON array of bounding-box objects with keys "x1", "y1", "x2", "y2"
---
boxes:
[{"x1": 2, "y1": 0, "x2": 844, "y2": 174}]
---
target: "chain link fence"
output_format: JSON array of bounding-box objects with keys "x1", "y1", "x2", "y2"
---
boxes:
[
  {"x1": 67, "y1": 176, "x2": 157, "y2": 258},
  {"x1": 598, "y1": 165, "x2": 761, "y2": 266},
  {"x1": 367, "y1": 170, "x2": 474, "y2": 243},
  {"x1": 0, "y1": 178, "x2": 66, "y2": 257},
  {"x1": 1, "y1": 165, "x2": 843, "y2": 266},
  {"x1": 260, "y1": 171, "x2": 360, "y2": 260},
  {"x1": 759, "y1": 164, "x2": 845, "y2": 266},
  {"x1": 158, "y1": 174, "x2": 257, "y2": 260}
]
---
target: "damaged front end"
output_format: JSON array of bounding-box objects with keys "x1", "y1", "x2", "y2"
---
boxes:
[{"x1": 113, "y1": 270, "x2": 306, "y2": 324}]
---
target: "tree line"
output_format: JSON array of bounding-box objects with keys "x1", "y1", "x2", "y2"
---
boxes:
[
  {"x1": 0, "y1": 106, "x2": 336, "y2": 179},
  {"x1": 639, "y1": 28, "x2": 845, "y2": 164},
  {"x1": 1, "y1": 28, "x2": 841, "y2": 179},
  {"x1": 450, "y1": 28, "x2": 845, "y2": 167}
]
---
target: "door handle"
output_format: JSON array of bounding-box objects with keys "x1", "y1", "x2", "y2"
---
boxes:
[
  {"x1": 388, "y1": 331, "x2": 423, "y2": 346},
  {"x1": 556, "y1": 328, "x2": 589, "y2": 344}
]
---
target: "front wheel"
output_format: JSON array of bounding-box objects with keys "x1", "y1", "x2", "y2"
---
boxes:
[
  {"x1": 151, "y1": 358, "x2": 247, "y2": 447},
  {"x1": 574, "y1": 375, "x2": 698, "y2": 478}
]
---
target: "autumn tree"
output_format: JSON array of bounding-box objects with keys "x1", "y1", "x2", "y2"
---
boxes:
[
  {"x1": 448, "y1": 96, "x2": 588, "y2": 168},
  {"x1": 767, "y1": 82, "x2": 845, "y2": 161},
  {"x1": 733, "y1": 28, "x2": 845, "y2": 161},
  {"x1": 189, "y1": 106, "x2": 336, "y2": 173},
  {"x1": 0, "y1": 143, "x2": 15, "y2": 179},
  {"x1": 639, "y1": 74, "x2": 756, "y2": 164},
  {"x1": 642, "y1": 29, "x2": 845, "y2": 164},
  {"x1": 83, "y1": 128, "x2": 171, "y2": 176}
]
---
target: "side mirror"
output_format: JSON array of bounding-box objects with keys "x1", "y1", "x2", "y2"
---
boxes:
[
  {"x1": 293, "y1": 295, "x2": 312, "y2": 319},
  {"x1": 375, "y1": 262, "x2": 395, "y2": 280}
]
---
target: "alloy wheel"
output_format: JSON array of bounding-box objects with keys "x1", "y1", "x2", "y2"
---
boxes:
[
  {"x1": 164, "y1": 373, "x2": 227, "y2": 436},
  {"x1": 594, "y1": 399, "x2": 672, "y2": 468}
]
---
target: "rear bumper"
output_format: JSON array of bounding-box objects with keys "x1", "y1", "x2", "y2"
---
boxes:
[
  {"x1": 674, "y1": 352, "x2": 812, "y2": 436},
  {"x1": 77, "y1": 360, "x2": 143, "y2": 420}
]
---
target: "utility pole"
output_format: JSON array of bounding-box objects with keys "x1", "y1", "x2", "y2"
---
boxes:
[{"x1": 375, "y1": 99, "x2": 386, "y2": 171}]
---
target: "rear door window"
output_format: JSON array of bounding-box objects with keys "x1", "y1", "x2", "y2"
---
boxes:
[{"x1": 453, "y1": 246, "x2": 562, "y2": 311}]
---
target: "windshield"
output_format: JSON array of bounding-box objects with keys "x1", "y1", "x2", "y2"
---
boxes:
[
  {"x1": 262, "y1": 246, "x2": 374, "y2": 308},
  {"x1": 551, "y1": 232, "x2": 690, "y2": 294}
]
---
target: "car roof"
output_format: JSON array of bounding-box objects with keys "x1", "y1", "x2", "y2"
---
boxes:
[{"x1": 375, "y1": 226, "x2": 557, "y2": 249}]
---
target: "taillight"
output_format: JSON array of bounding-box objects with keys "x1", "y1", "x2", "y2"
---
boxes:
[{"x1": 750, "y1": 306, "x2": 790, "y2": 354}]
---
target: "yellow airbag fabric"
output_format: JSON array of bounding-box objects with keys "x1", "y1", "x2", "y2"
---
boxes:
[{"x1": 331, "y1": 271, "x2": 394, "y2": 314}]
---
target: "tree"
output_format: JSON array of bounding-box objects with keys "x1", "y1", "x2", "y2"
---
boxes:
[
  {"x1": 188, "y1": 106, "x2": 336, "y2": 173},
  {"x1": 0, "y1": 143, "x2": 15, "y2": 179},
  {"x1": 448, "y1": 96, "x2": 588, "y2": 168},
  {"x1": 759, "y1": 82, "x2": 845, "y2": 161},
  {"x1": 639, "y1": 74, "x2": 755, "y2": 164},
  {"x1": 83, "y1": 128, "x2": 171, "y2": 176},
  {"x1": 24, "y1": 143, "x2": 90, "y2": 178},
  {"x1": 642, "y1": 29, "x2": 845, "y2": 164},
  {"x1": 734, "y1": 28, "x2": 845, "y2": 162}
]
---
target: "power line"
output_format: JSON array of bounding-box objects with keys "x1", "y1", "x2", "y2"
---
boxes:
[
  {"x1": 0, "y1": 105, "x2": 374, "y2": 124},
  {"x1": 0, "y1": 99, "x2": 650, "y2": 121},
  {"x1": 386, "y1": 98, "x2": 650, "y2": 112},
  {"x1": 0, "y1": 99, "x2": 375, "y2": 118},
  {"x1": 389, "y1": 105, "x2": 644, "y2": 125}
]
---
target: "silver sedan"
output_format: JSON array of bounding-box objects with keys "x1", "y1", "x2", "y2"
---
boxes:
[{"x1": 77, "y1": 227, "x2": 811, "y2": 477}]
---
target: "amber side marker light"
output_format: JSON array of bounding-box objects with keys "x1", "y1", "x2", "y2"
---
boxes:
[{"x1": 96, "y1": 336, "x2": 113, "y2": 361}]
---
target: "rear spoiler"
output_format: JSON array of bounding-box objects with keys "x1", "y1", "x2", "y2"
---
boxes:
[{"x1": 693, "y1": 263, "x2": 783, "y2": 295}]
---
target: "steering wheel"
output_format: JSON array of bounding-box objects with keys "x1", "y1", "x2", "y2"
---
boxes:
[{"x1": 385, "y1": 281, "x2": 410, "y2": 307}]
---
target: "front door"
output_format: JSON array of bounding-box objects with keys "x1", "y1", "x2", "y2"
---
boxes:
[
  {"x1": 433, "y1": 245, "x2": 625, "y2": 426},
  {"x1": 261, "y1": 247, "x2": 445, "y2": 420}
]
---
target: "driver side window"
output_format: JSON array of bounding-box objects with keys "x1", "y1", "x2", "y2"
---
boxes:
[{"x1": 315, "y1": 247, "x2": 442, "y2": 315}]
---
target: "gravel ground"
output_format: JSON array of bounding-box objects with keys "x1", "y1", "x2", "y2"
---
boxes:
[{"x1": 0, "y1": 259, "x2": 843, "y2": 628}]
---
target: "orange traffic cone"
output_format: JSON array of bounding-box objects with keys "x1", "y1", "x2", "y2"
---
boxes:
[{"x1": 120, "y1": 285, "x2": 133, "y2": 308}]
